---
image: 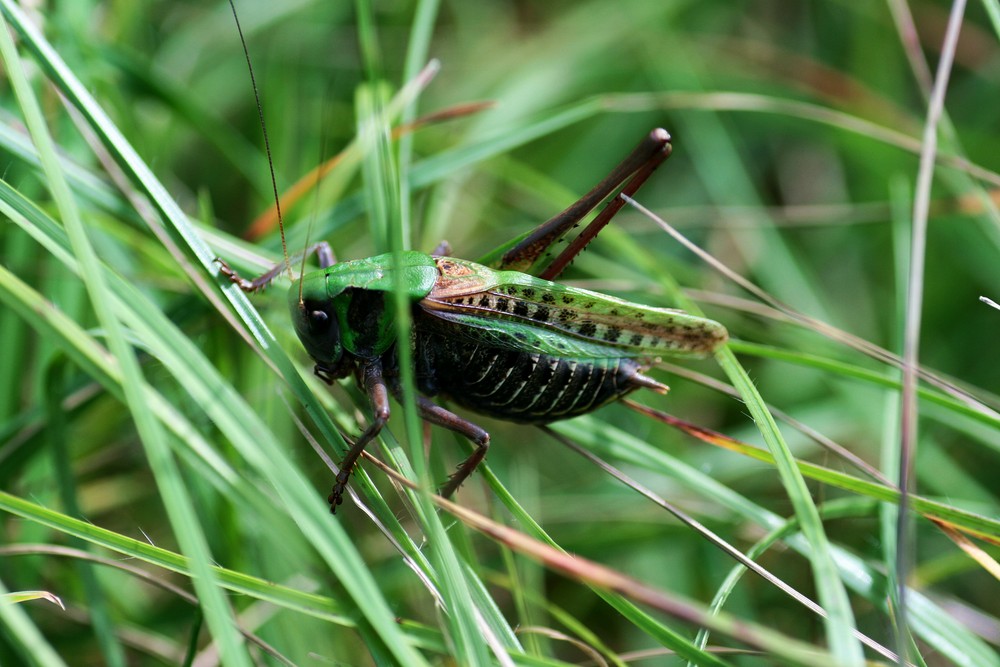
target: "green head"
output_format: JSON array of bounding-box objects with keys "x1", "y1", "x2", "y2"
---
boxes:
[{"x1": 287, "y1": 252, "x2": 440, "y2": 377}]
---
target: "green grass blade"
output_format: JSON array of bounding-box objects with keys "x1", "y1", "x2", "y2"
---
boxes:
[
  {"x1": 0, "y1": 15, "x2": 252, "y2": 665},
  {"x1": 0, "y1": 577, "x2": 66, "y2": 667},
  {"x1": 2, "y1": 2, "x2": 996, "y2": 664}
]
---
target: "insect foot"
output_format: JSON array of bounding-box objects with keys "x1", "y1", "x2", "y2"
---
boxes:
[
  {"x1": 328, "y1": 470, "x2": 351, "y2": 514},
  {"x1": 437, "y1": 432, "x2": 490, "y2": 499},
  {"x1": 214, "y1": 257, "x2": 286, "y2": 293},
  {"x1": 215, "y1": 258, "x2": 254, "y2": 291}
]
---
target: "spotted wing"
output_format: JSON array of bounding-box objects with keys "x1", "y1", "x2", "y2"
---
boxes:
[{"x1": 419, "y1": 257, "x2": 727, "y2": 359}]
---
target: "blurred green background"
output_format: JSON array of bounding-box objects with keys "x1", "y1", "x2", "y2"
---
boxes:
[{"x1": 1, "y1": 0, "x2": 998, "y2": 665}]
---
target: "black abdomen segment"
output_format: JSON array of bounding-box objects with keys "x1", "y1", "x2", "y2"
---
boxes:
[{"x1": 414, "y1": 331, "x2": 645, "y2": 424}]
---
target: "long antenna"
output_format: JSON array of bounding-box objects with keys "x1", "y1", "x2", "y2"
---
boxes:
[
  {"x1": 298, "y1": 121, "x2": 328, "y2": 304},
  {"x1": 228, "y1": 0, "x2": 291, "y2": 279}
]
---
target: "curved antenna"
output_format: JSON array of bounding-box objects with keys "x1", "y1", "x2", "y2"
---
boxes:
[{"x1": 228, "y1": 0, "x2": 291, "y2": 280}]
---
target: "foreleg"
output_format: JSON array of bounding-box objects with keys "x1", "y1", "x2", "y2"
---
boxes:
[{"x1": 328, "y1": 359, "x2": 390, "y2": 512}]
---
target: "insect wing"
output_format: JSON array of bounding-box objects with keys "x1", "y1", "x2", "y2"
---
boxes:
[
  {"x1": 416, "y1": 306, "x2": 637, "y2": 359},
  {"x1": 421, "y1": 258, "x2": 727, "y2": 359}
]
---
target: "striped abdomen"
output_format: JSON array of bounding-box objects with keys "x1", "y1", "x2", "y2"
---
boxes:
[{"x1": 413, "y1": 329, "x2": 649, "y2": 424}]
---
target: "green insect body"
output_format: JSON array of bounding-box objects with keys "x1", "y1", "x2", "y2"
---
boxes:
[
  {"x1": 290, "y1": 251, "x2": 438, "y2": 369},
  {"x1": 220, "y1": 128, "x2": 728, "y2": 511},
  {"x1": 297, "y1": 252, "x2": 725, "y2": 415}
]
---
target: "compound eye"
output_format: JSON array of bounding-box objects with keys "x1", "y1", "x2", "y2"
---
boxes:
[{"x1": 309, "y1": 309, "x2": 330, "y2": 329}]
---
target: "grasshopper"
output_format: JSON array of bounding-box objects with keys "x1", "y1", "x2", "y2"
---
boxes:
[{"x1": 218, "y1": 128, "x2": 727, "y2": 511}]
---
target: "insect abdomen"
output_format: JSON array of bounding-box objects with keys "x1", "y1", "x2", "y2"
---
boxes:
[{"x1": 414, "y1": 331, "x2": 646, "y2": 423}]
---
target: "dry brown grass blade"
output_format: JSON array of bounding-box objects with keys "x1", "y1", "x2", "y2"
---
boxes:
[
  {"x1": 625, "y1": 400, "x2": 1000, "y2": 550},
  {"x1": 928, "y1": 519, "x2": 1000, "y2": 577},
  {"x1": 244, "y1": 101, "x2": 495, "y2": 240},
  {"x1": 356, "y1": 453, "x2": 837, "y2": 665}
]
